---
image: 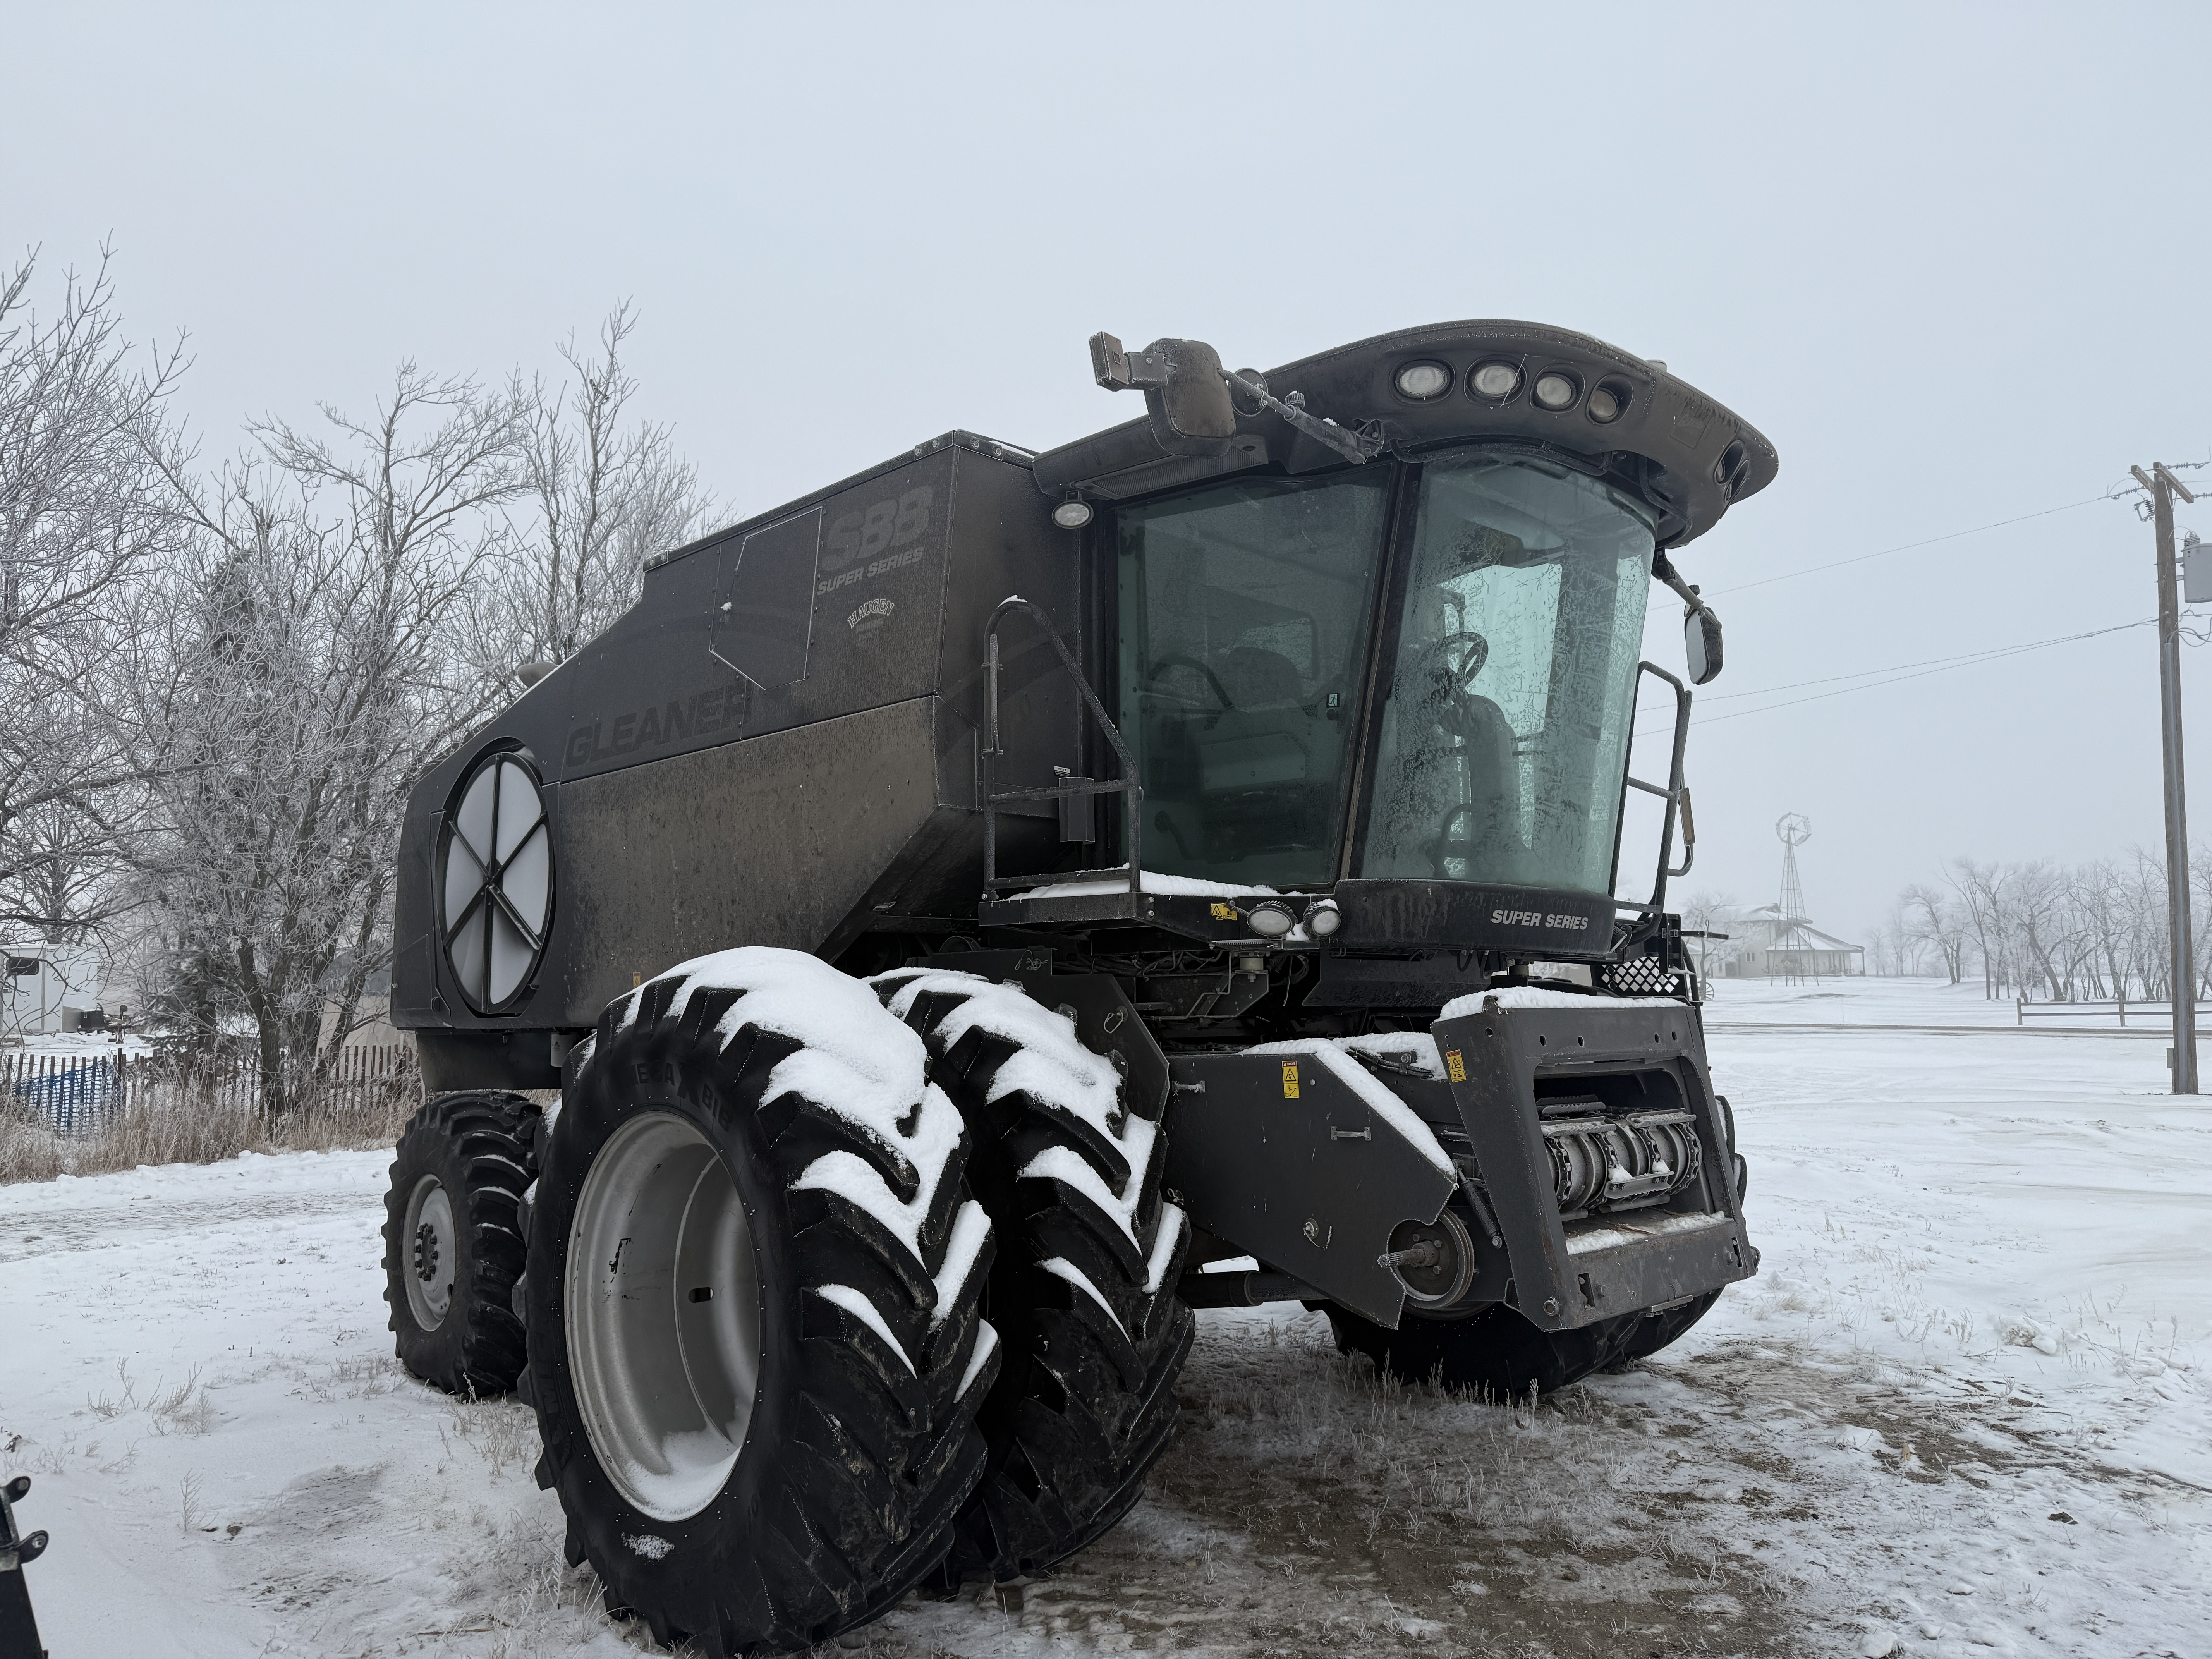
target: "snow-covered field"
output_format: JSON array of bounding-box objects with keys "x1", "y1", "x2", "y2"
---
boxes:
[{"x1": 2, "y1": 977, "x2": 2206, "y2": 1658}]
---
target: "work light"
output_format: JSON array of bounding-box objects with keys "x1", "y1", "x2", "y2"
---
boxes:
[
  {"x1": 1470, "y1": 361, "x2": 1521, "y2": 400},
  {"x1": 1394, "y1": 361, "x2": 1451, "y2": 400}
]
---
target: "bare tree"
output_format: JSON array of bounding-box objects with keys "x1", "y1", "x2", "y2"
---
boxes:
[
  {"x1": 0, "y1": 246, "x2": 189, "y2": 945},
  {"x1": 1945, "y1": 859, "x2": 2010, "y2": 998},
  {"x1": 1678, "y1": 889, "x2": 1737, "y2": 983},
  {"x1": 1897, "y1": 883, "x2": 1965, "y2": 983},
  {"x1": 472, "y1": 305, "x2": 711, "y2": 679},
  {"x1": 131, "y1": 367, "x2": 526, "y2": 1110}
]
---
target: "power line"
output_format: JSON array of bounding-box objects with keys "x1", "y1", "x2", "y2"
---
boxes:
[
  {"x1": 1634, "y1": 613, "x2": 2160, "y2": 732},
  {"x1": 1707, "y1": 493, "x2": 2117, "y2": 597},
  {"x1": 1681, "y1": 626, "x2": 2143, "y2": 705}
]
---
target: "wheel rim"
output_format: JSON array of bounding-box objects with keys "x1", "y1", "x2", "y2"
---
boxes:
[
  {"x1": 403, "y1": 1175, "x2": 457, "y2": 1329},
  {"x1": 566, "y1": 1110, "x2": 763, "y2": 1522}
]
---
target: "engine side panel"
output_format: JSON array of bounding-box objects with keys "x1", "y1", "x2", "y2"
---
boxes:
[{"x1": 550, "y1": 697, "x2": 948, "y2": 1024}]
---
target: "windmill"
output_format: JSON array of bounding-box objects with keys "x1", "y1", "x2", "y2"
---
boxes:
[
  {"x1": 1776, "y1": 813, "x2": 1811, "y2": 926},
  {"x1": 1771, "y1": 814, "x2": 1814, "y2": 984}
]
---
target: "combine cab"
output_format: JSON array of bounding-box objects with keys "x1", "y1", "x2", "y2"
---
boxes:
[{"x1": 378, "y1": 321, "x2": 1774, "y2": 1654}]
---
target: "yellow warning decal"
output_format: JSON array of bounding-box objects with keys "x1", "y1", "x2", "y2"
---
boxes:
[
  {"x1": 1281, "y1": 1061, "x2": 1301, "y2": 1098},
  {"x1": 1444, "y1": 1049, "x2": 1466, "y2": 1083},
  {"x1": 1210, "y1": 902, "x2": 1237, "y2": 921}
]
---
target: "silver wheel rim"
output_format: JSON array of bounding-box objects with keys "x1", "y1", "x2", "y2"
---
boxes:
[
  {"x1": 403, "y1": 1175, "x2": 457, "y2": 1329},
  {"x1": 566, "y1": 1110, "x2": 762, "y2": 1522}
]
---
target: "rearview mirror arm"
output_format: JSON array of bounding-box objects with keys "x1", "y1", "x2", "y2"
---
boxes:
[
  {"x1": 1650, "y1": 550, "x2": 1702, "y2": 611},
  {"x1": 1219, "y1": 369, "x2": 1384, "y2": 467}
]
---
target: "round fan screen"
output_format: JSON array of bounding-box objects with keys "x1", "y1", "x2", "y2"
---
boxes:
[{"x1": 440, "y1": 753, "x2": 552, "y2": 1012}]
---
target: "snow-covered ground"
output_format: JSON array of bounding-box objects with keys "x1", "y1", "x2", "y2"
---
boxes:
[
  {"x1": 6, "y1": 1030, "x2": 154, "y2": 1058},
  {"x1": 2, "y1": 977, "x2": 2206, "y2": 1658}
]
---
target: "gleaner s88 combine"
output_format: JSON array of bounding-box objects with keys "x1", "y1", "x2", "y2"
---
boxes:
[{"x1": 379, "y1": 322, "x2": 1774, "y2": 1654}]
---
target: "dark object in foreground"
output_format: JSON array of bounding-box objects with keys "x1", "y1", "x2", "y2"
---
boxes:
[
  {"x1": 0, "y1": 1474, "x2": 50, "y2": 1659},
  {"x1": 378, "y1": 319, "x2": 1776, "y2": 1654}
]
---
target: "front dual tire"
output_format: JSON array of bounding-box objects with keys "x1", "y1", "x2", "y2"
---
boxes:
[{"x1": 522, "y1": 951, "x2": 1000, "y2": 1655}]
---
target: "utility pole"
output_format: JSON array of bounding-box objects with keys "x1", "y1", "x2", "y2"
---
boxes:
[{"x1": 2132, "y1": 462, "x2": 2199, "y2": 1094}]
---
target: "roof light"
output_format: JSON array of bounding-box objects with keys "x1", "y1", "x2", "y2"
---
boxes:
[
  {"x1": 1305, "y1": 899, "x2": 1341, "y2": 937},
  {"x1": 1533, "y1": 372, "x2": 1579, "y2": 411},
  {"x1": 1470, "y1": 361, "x2": 1521, "y2": 400},
  {"x1": 1052, "y1": 499, "x2": 1094, "y2": 529},
  {"x1": 1394, "y1": 361, "x2": 1451, "y2": 400},
  {"x1": 1587, "y1": 383, "x2": 1626, "y2": 423},
  {"x1": 1245, "y1": 901, "x2": 1295, "y2": 938}
]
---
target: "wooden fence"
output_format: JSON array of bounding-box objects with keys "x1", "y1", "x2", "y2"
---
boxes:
[
  {"x1": 2016, "y1": 996, "x2": 2212, "y2": 1027},
  {"x1": 1, "y1": 1043, "x2": 419, "y2": 1137}
]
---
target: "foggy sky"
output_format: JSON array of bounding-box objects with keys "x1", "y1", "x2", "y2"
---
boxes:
[{"x1": 8, "y1": 2, "x2": 2208, "y2": 945}]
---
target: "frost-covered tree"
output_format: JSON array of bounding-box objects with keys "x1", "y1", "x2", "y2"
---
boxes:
[
  {"x1": 132, "y1": 368, "x2": 526, "y2": 1109},
  {"x1": 0, "y1": 247, "x2": 188, "y2": 942},
  {"x1": 471, "y1": 305, "x2": 711, "y2": 680},
  {"x1": 1906, "y1": 849, "x2": 2200, "y2": 1002},
  {"x1": 1678, "y1": 889, "x2": 1738, "y2": 982},
  {"x1": 1896, "y1": 884, "x2": 1965, "y2": 983}
]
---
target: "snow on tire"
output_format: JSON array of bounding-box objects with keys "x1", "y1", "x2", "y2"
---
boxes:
[
  {"x1": 381, "y1": 1090, "x2": 535, "y2": 1395},
  {"x1": 871, "y1": 969, "x2": 1194, "y2": 1582},
  {"x1": 523, "y1": 948, "x2": 998, "y2": 1656}
]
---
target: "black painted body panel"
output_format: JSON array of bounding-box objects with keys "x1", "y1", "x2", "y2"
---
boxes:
[
  {"x1": 1032, "y1": 321, "x2": 1777, "y2": 551},
  {"x1": 393, "y1": 437, "x2": 1080, "y2": 1037},
  {"x1": 1162, "y1": 1051, "x2": 1456, "y2": 1326}
]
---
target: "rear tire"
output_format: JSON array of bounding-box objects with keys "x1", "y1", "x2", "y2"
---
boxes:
[
  {"x1": 1327, "y1": 1302, "x2": 1642, "y2": 1396},
  {"x1": 524, "y1": 949, "x2": 998, "y2": 1655},
  {"x1": 1609, "y1": 1289, "x2": 1723, "y2": 1369},
  {"x1": 872, "y1": 969, "x2": 1194, "y2": 1583},
  {"x1": 381, "y1": 1091, "x2": 536, "y2": 1395}
]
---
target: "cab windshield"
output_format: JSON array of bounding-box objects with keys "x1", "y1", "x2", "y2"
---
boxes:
[
  {"x1": 1116, "y1": 472, "x2": 1391, "y2": 888},
  {"x1": 1357, "y1": 453, "x2": 1654, "y2": 895}
]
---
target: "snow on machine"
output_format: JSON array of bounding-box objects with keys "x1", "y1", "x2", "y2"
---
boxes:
[{"x1": 378, "y1": 321, "x2": 1773, "y2": 1653}]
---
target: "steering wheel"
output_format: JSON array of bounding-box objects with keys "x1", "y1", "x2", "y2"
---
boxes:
[
  {"x1": 1142, "y1": 653, "x2": 1237, "y2": 714},
  {"x1": 1404, "y1": 630, "x2": 1490, "y2": 702}
]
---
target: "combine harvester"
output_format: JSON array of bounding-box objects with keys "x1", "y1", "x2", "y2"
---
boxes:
[{"x1": 379, "y1": 322, "x2": 1775, "y2": 1653}]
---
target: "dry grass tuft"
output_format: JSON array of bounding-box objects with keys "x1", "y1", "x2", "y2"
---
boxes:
[{"x1": 0, "y1": 1088, "x2": 417, "y2": 1184}]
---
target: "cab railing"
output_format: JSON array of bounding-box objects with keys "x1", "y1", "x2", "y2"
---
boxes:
[{"x1": 981, "y1": 596, "x2": 1145, "y2": 907}]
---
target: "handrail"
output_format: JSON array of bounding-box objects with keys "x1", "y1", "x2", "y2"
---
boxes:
[
  {"x1": 1621, "y1": 660, "x2": 1694, "y2": 917},
  {"x1": 981, "y1": 596, "x2": 1144, "y2": 908}
]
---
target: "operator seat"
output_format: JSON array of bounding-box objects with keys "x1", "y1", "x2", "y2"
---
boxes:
[
  {"x1": 1441, "y1": 692, "x2": 1519, "y2": 868},
  {"x1": 1216, "y1": 645, "x2": 1304, "y2": 710}
]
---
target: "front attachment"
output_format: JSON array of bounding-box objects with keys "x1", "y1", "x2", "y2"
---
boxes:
[{"x1": 1429, "y1": 992, "x2": 1755, "y2": 1334}]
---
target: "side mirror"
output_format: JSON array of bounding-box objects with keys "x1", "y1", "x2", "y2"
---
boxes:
[
  {"x1": 1685, "y1": 605, "x2": 1723, "y2": 685},
  {"x1": 1089, "y1": 333, "x2": 1237, "y2": 458}
]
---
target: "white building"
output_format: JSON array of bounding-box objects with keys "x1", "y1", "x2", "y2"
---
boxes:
[
  {"x1": 1709, "y1": 905, "x2": 1865, "y2": 979},
  {"x1": 0, "y1": 938, "x2": 107, "y2": 1036}
]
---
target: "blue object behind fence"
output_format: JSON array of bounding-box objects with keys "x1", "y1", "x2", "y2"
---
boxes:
[{"x1": 11, "y1": 1058, "x2": 118, "y2": 1137}]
